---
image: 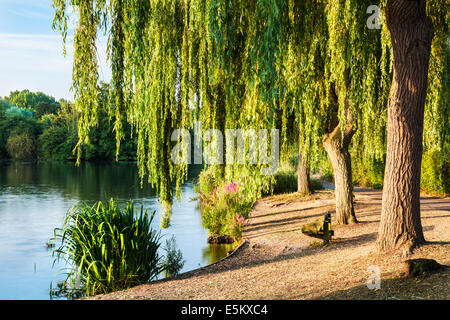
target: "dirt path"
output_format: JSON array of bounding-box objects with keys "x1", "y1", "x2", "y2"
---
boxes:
[{"x1": 89, "y1": 187, "x2": 450, "y2": 300}]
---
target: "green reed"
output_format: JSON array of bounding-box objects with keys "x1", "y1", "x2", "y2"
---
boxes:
[{"x1": 50, "y1": 198, "x2": 182, "y2": 298}]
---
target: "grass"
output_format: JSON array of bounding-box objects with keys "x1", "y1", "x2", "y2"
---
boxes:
[{"x1": 50, "y1": 198, "x2": 184, "y2": 298}]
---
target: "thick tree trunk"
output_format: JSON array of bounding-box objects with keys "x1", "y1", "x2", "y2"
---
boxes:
[
  {"x1": 376, "y1": 0, "x2": 433, "y2": 252},
  {"x1": 298, "y1": 148, "x2": 311, "y2": 194},
  {"x1": 323, "y1": 122, "x2": 357, "y2": 225}
]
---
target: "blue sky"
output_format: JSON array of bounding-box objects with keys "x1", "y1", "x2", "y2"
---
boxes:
[{"x1": 0, "y1": 0, "x2": 109, "y2": 101}]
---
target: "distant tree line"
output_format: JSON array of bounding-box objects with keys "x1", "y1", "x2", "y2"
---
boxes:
[{"x1": 0, "y1": 85, "x2": 137, "y2": 162}]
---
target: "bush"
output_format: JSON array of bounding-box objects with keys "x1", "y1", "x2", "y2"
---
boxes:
[
  {"x1": 229, "y1": 213, "x2": 249, "y2": 239},
  {"x1": 50, "y1": 198, "x2": 184, "y2": 298},
  {"x1": 271, "y1": 170, "x2": 324, "y2": 195},
  {"x1": 352, "y1": 158, "x2": 385, "y2": 189},
  {"x1": 0, "y1": 114, "x2": 42, "y2": 159},
  {"x1": 197, "y1": 174, "x2": 252, "y2": 241},
  {"x1": 39, "y1": 126, "x2": 77, "y2": 161},
  {"x1": 272, "y1": 170, "x2": 297, "y2": 194},
  {"x1": 421, "y1": 149, "x2": 449, "y2": 195},
  {"x1": 6, "y1": 133, "x2": 37, "y2": 160},
  {"x1": 321, "y1": 171, "x2": 334, "y2": 183},
  {"x1": 200, "y1": 186, "x2": 232, "y2": 237}
]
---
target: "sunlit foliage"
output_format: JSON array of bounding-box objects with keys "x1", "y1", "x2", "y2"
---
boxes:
[{"x1": 51, "y1": 0, "x2": 450, "y2": 230}]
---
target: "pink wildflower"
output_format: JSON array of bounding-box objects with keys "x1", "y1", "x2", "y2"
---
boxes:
[{"x1": 224, "y1": 181, "x2": 238, "y2": 193}]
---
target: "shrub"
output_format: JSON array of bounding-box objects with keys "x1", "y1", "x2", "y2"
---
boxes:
[
  {"x1": 272, "y1": 170, "x2": 297, "y2": 194},
  {"x1": 0, "y1": 115, "x2": 41, "y2": 159},
  {"x1": 271, "y1": 170, "x2": 324, "y2": 195},
  {"x1": 223, "y1": 182, "x2": 253, "y2": 217},
  {"x1": 200, "y1": 188, "x2": 230, "y2": 237},
  {"x1": 50, "y1": 198, "x2": 184, "y2": 298},
  {"x1": 199, "y1": 178, "x2": 253, "y2": 241},
  {"x1": 310, "y1": 179, "x2": 324, "y2": 191},
  {"x1": 39, "y1": 126, "x2": 77, "y2": 161},
  {"x1": 6, "y1": 133, "x2": 37, "y2": 160},
  {"x1": 352, "y1": 158, "x2": 385, "y2": 189},
  {"x1": 229, "y1": 213, "x2": 249, "y2": 239},
  {"x1": 421, "y1": 149, "x2": 449, "y2": 195},
  {"x1": 321, "y1": 171, "x2": 334, "y2": 183},
  {"x1": 195, "y1": 168, "x2": 221, "y2": 196}
]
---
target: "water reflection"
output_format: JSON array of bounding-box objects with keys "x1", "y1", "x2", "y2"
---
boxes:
[
  {"x1": 0, "y1": 161, "x2": 226, "y2": 300},
  {"x1": 202, "y1": 243, "x2": 236, "y2": 265}
]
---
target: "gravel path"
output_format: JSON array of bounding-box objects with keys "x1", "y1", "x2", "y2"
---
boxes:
[{"x1": 89, "y1": 188, "x2": 450, "y2": 300}]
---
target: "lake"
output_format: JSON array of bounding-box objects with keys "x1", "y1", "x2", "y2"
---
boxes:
[{"x1": 0, "y1": 161, "x2": 232, "y2": 300}]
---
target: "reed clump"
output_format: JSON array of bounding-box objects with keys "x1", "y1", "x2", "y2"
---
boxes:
[{"x1": 50, "y1": 198, "x2": 184, "y2": 298}]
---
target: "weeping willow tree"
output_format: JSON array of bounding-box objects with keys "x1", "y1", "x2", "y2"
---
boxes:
[
  {"x1": 282, "y1": 0, "x2": 446, "y2": 235},
  {"x1": 281, "y1": 1, "x2": 327, "y2": 196},
  {"x1": 279, "y1": 0, "x2": 391, "y2": 225},
  {"x1": 52, "y1": 0, "x2": 284, "y2": 226},
  {"x1": 340, "y1": 0, "x2": 447, "y2": 250},
  {"x1": 53, "y1": 0, "x2": 189, "y2": 228},
  {"x1": 186, "y1": 0, "x2": 286, "y2": 196},
  {"x1": 53, "y1": 0, "x2": 447, "y2": 247}
]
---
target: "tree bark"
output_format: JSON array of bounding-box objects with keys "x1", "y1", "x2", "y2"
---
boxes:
[
  {"x1": 160, "y1": 91, "x2": 173, "y2": 229},
  {"x1": 323, "y1": 120, "x2": 358, "y2": 225},
  {"x1": 376, "y1": 0, "x2": 433, "y2": 252},
  {"x1": 214, "y1": 82, "x2": 226, "y2": 180},
  {"x1": 323, "y1": 85, "x2": 358, "y2": 225},
  {"x1": 297, "y1": 147, "x2": 311, "y2": 194}
]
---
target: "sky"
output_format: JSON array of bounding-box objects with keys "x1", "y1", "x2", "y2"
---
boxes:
[{"x1": 0, "y1": 0, "x2": 110, "y2": 101}]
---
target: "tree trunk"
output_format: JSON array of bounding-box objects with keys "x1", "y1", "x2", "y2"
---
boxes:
[
  {"x1": 376, "y1": 0, "x2": 433, "y2": 252},
  {"x1": 323, "y1": 122, "x2": 357, "y2": 225},
  {"x1": 160, "y1": 91, "x2": 173, "y2": 229},
  {"x1": 298, "y1": 148, "x2": 311, "y2": 194},
  {"x1": 214, "y1": 81, "x2": 226, "y2": 180},
  {"x1": 323, "y1": 84, "x2": 358, "y2": 225}
]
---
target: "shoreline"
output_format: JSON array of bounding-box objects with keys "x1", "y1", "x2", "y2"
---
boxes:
[{"x1": 88, "y1": 187, "x2": 450, "y2": 300}]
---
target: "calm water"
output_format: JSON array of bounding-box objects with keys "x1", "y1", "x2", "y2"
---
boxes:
[{"x1": 0, "y1": 161, "x2": 232, "y2": 300}]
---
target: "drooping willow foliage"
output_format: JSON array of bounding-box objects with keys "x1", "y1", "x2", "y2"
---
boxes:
[
  {"x1": 421, "y1": 0, "x2": 449, "y2": 193},
  {"x1": 351, "y1": 0, "x2": 449, "y2": 192},
  {"x1": 53, "y1": 0, "x2": 189, "y2": 226},
  {"x1": 278, "y1": 0, "x2": 392, "y2": 178},
  {"x1": 280, "y1": 1, "x2": 328, "y2": 166},
  {"x1": 52, "y1": 0, "x2": 449, "y2": 227},
  {"x1": 125, "y1": 1, "x2": 189, "y2": 227},
  {"x1": 203, "y1": 0, "x2": 286, "y2": 194}
]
